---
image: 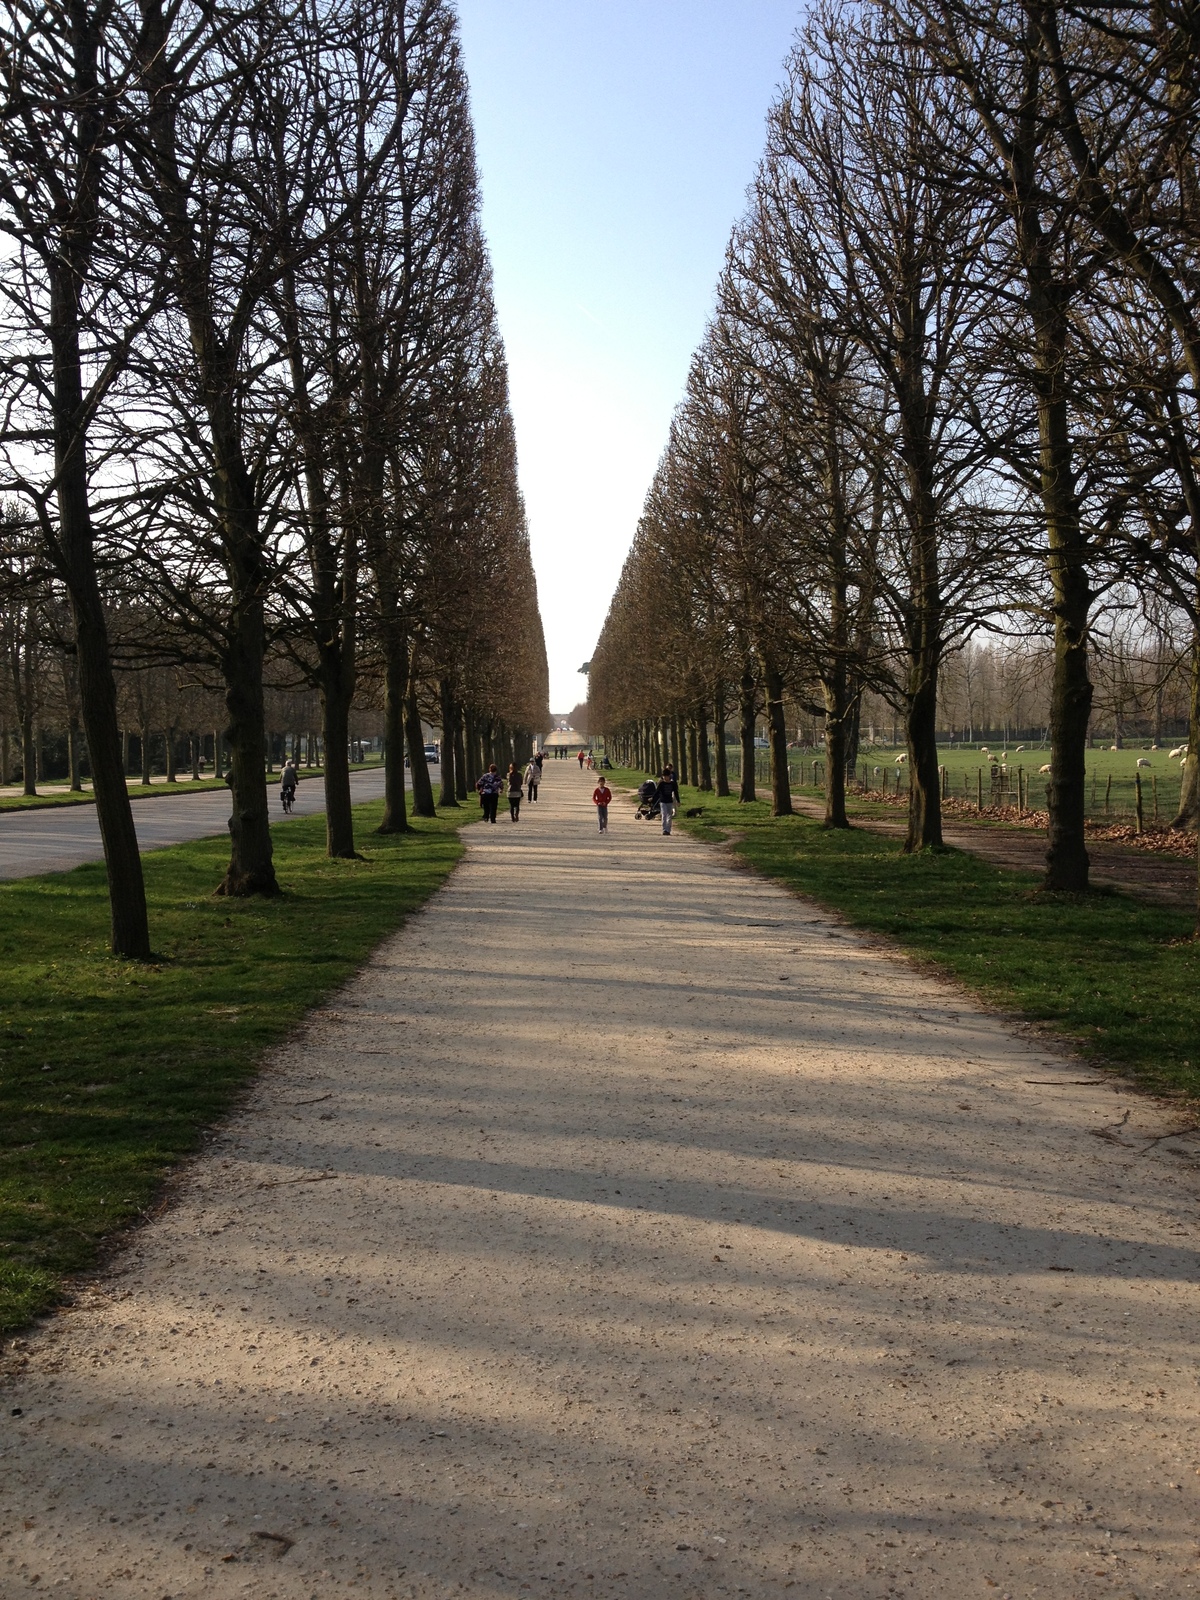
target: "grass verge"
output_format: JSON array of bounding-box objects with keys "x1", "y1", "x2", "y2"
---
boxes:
[
  {"x1": 0, "y1": 768, "x2": 346, "y2": 813},
  {"x1": 613, "y1": 772, "x2": 1199, "y2": 1101},
  {"x1": 0, "y1": 799, "x2": 465, "y2": 1335}
]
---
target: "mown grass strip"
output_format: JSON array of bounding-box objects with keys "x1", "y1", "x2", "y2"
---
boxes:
[
  {"x1": 0, "y1": 766, "x2": 353, "y2": 813},
  {"x1": 612, "y1": 773, "x2": 1198, "y2": 1101},
  {"x1": 0, "y1": 800, "x2": 465, "y2": 1335}
]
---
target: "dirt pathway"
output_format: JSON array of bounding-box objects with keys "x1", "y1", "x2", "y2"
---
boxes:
[
  {"x1": 3, "y1": 763, "x2": 1199, "y2": 1599},
  {"x1": 788, "y1": 797, "x2": 1197, "y2": 909}
]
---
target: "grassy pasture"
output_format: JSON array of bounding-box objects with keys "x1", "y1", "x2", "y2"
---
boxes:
[{"x1": 713, "y1": 741, "x2": 1191, "y2": 823}]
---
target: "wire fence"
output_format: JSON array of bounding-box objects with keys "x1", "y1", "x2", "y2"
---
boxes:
[{"x1": 721, "y1": 748, "x2": 1186, "y2": 824}]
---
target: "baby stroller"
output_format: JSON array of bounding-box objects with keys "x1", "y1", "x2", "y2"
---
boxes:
[{"x1": 635, "y1": 779, "x2": 660, "y2": 821}]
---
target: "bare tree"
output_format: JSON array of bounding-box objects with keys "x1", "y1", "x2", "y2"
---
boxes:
[{"x1": 0, "y1": 0, "x2": 151, "y2": 952}]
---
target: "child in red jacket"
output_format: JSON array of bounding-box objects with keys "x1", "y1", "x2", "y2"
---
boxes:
[{"x1": 592, "y1": 779, "x2": 612, "y2": 833}]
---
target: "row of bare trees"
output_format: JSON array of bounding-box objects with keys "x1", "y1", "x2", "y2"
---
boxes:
[
  {"x1": 0, "y1": 0, "x2": 548, "y2": 957},
  {"x1": 589, "y1": 0, "x2": 1199, "y2": 904}
]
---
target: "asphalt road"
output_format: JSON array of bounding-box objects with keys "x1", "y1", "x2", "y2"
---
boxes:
[{"x1": 0, "y1": 767, "x2": 395, "y2": 881}]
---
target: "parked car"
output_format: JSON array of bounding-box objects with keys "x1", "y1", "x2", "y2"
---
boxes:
[{"x1": 423, "y1": 744, "x2": 440, "y2": 764}]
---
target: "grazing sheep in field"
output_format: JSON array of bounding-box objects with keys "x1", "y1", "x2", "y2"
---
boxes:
[
  {"x1": 1168, "y1": 745, "x2": 1186, "y2": 759},
  {"x1": 1109, "y1": 744, "x2": 1120, "y2": 750},
  {"x1": 1135, "y1": 757, "x2": 1151, "y2": 768},
  {"x1": 1015, "y1": 744, "x2": 1025, "y2": 752},
  {"x1": 895, "y1": 753, "x2": 908, "y2": 764},
  {"x1": 1039, "y1": 763, "x2": 1051, "y2": 774}
]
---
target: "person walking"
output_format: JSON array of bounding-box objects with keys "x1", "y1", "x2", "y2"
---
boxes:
[
  {"x1": 592, "y1": 776, "x2": 612, "y2": 833},
  {"x1": 476, "y1": 763, "x2": 502, "y2": 824},
  {"x1": 524, "y1": 758, "x2": 540, "y2": 803},
  {"x1": 506, "y1": 762, "x2": 523, "y2": 821},
  {"x1": 577, "y1": 748, "x2": 586, "y2": 769},
  {"x1": 655, "y1": 766, "x2": 680, "y2": 835}
]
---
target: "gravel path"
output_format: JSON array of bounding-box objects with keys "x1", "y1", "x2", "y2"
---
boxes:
[
  {"x1": 2, "y1": 762, "x2": 1198, "y2": 1599},
  {"x1": 0, "y1": 769, "x2": 390, "y2": 880}
]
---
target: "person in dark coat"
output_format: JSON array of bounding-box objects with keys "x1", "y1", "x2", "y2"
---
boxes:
[{"x1": 654, "y1": 767, "x2": 680, "y2": 835}]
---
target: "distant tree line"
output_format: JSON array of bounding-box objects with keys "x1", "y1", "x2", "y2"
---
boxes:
[
  {"x1": 0, "y1": 0, "x2": 548, "y2": 957},
  {"x1": 588, "y1": 0, "x2": 1199, "y2": 899}
]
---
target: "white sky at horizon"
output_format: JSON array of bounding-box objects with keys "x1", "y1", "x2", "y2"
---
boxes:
[{"x1": 454, "y1": 1, "x2": 805, "y2": 712}]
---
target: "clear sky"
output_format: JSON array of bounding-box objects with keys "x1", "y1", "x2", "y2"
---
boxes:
[{"x1": 454, "y1": 1, "x2": 805, "y2": 713}]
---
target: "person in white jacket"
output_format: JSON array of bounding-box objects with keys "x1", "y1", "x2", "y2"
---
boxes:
[{"x1": 524, "y1": 760, "x2": 540, "y2": 802}]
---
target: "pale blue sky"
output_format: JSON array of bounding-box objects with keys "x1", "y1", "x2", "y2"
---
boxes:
[{"x1": 454, "y1": 1, "x2": 804, "y2": 710}]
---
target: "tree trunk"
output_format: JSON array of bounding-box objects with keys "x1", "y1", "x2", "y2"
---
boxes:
[
  {"x1": 21, "y1": 712, "x2": 36, "y2": 797},
  {"x1": 139, "y1": 725, "x2": 151, "y2": 787},
  {"x1": 901, "y1": 505, "x2": 943, "y2": 851},
  {"x1": 1037, "y1": 389, "x2": 1092, "y2": 891},
  {"x1": 191, "y1": 734, "x2": 200, "y2": 781},
  {"x1": 1171, "y1": 627, "x2": 1199, "y2": 830},
  {"x1": 714, "y1": 689, "x2": 730, "y2": 797},
  {"x1": 905, "y1": 673, "x2": 941, "y2": 851},
  {"x1": 321, "y1": 678, "x2": 357, "y2": 858},
  {"x1": 822, "y1": 681, "x2": 850, "y2": 829},
  {"x1": 696, "y1": 705, "x2": 712, "y2": 791},
  {"x1": 67, "y1": 719, "x2": 81, "y2": 791},
  {"x1": 763, "y1": 661, "x2": 792, "y2": 817},
  {"x1": 738, "y1": 662, "x2": 756, "y2": 803},
  {"x1": 406, "y1": 690, "x2": 436, "y2": 818},
  {"x1": 212, "y1": 730, "x2": 221, "y2": 780},
  {"x1": 843, "y1": 687, "x2": 861, "y2": 783},
  {"x1": 378, "y1": 633, "x2": 411, "y2": 834},
  {"x1": 165, "y1": 726, "x2": 177, "y2": 782},
  {"x1": 438, "y1": 679, "x2": 459, "y2": 806},
  {"x1": 454, "y1": 707, "x2": 468, "y2": 800},
  {"x1": 217, "y1": 596, "x2": 278, "y2": 896}
]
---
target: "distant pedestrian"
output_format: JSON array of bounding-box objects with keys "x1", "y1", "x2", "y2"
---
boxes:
[
  {"x1": 655, "y1": 767, "x2": 680, "y2": 835},
  {"x1": 592, "y1": 777, "x2": 612, "y2": 833},
  {"x1": 578, "y1": 749, "x2": 585, "y2": 768},
  {"x1": 506, "y1": 763, "x2": 523, "y2": 821},
  {"x1": 476, "y1": 763, "x2": 502, "y2": 824},
  {"x1": 524, "y1": 758, "x2": 540, "y2": 803}
]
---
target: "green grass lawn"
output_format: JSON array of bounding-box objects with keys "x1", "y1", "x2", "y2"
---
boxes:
[
  {"x1": 610, "y1": 770, "x2": 1198, "y2": 1101},
  {"x1": 0, "y1": 800, "x2": 465, "y2": 1335}
]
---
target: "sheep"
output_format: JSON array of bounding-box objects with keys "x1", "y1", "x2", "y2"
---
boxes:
[
  {"x1": 895, "y1": 753, "x2": 908, "y2": 764},
  {"x1": 1135, "y1": 757, "x2": 1152, "y2": 768},
  {"x1": 1168, "y1": 745, "x2": 1186, "y2": 760},
  {"x1": 1109, "y1": 744, "x2": 1120, "y2": 751},
  {"x1": 1039, "y1": 763, "x2": 1051, "y2": 774},
  {"x1": 1015, "y1": 745, "x2": 1025, "y2": 752}
]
